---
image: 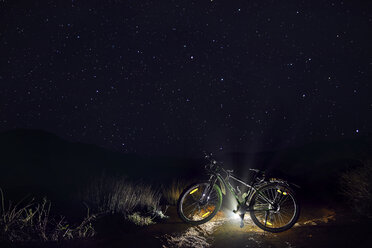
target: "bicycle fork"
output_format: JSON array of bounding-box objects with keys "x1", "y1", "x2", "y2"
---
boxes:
[{"x1": 200, "y1": 176, "x2": 217, "y2": 204}]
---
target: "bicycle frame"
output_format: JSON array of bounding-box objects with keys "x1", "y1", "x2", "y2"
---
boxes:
[{"x1": 207, "y1": 167, "x2": 275, "y2": 210}]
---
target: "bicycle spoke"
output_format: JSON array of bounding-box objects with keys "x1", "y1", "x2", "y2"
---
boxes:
[
  {"x1": 183, "y1": 201, "x2": 198, "y2": 211},
  {"x1": 187, "y1": 205, "x2": 199, "y2": 218}
]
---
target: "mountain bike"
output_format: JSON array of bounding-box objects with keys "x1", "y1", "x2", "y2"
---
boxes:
[{"x1": 177, "y1": 153, "x2": 300, "y2": 232}]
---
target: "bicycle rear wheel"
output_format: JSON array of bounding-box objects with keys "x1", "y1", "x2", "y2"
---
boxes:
[
  {"x1": 250, "y1": 183, "x2": 300, "y2": 232},
  {"x1": 177, "y1": 182, "x2": 222, "y2": 225}
]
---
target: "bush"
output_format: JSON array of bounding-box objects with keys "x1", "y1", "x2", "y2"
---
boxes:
[
  {"x1": 339, "y1": 161, "x2": 372, "y2": 217},
  {"x1": 81, "y1": 173, "x2": 164, "y2": 224},
  {"x1": 0, "y1": 189, "x2": 95, "y2": 242}
]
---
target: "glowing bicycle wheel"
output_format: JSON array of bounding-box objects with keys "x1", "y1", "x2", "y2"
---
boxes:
[
  {"x1": 250, "y1": 183, "x2": 300, "y2": 232},
  {"x1": 177, "y1": 182, "x2": 222, "y2": 225}
]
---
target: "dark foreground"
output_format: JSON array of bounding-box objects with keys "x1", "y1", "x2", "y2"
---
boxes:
[
  {"x1": 1, "y1": 130, "x2": 371, "y2": 247},
  {"x1": 2, "y1": 202, "x2": 372, "y2": 248}
]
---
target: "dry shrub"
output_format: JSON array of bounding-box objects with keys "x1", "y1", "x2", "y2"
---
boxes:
[
  {"x1": 339, "y1": 161, "x2": 372, "y2": 217},
  {"x1": 162, "y1": 179, "x2": 190, "y2": 205},
  {"x1": 0, "y1": 189, "x2": 95, "y2": 242},
  {"x1": 127, "y1": 212, "x2": 154, "y2": 226},
  {"x1": 82, "y1": 173, "x2": 163, "y2": 223}
]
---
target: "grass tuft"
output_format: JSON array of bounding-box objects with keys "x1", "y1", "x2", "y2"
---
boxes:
[
  {"x1": 161, "y1": 179, "x2": 190, "y2": 205},
  {"x1": 81, "y1": 173, "x2": 164, "y2": 225},
  {"x1": 127, "y1": 212, "x2": 154, "y2": 226},
  {"x1": 0, "y1": 188, "x2": 95, "y2": 242}
]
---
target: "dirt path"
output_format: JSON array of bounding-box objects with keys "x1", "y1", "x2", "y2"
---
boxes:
[{"x1": 159, "y1": 204, "x2": 372, "y2": 248}]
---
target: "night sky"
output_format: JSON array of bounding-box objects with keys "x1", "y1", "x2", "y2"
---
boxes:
[{"x1": 0, "y1": 0, "x2": 371, "y2": 157}]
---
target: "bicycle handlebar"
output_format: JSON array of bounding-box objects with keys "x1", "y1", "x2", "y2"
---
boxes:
[{"x1": 203, "y1": 152, "x2": 265, "y2": 180}]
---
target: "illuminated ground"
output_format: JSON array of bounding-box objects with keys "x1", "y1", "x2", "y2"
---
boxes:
[{"x1": 159, "y1": 203, "x2": 372, "y2": 248}]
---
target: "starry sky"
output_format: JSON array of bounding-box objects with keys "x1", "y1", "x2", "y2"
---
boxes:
[{"x1": 0, "y1": 0, "x2": 371, "y2": 157}]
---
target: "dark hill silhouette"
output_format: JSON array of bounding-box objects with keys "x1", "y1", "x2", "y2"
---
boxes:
[
  {"x1": 0, "y1": 129, "x2": 201, "y2": 202},
  {"x1": 0, "y1": 129, "x2": 371, "y2": 203}
]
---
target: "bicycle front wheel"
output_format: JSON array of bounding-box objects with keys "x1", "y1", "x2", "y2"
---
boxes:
[
  {"x1": 250, "y1": 183, "x2": 300, "y2": 232},
  {"x1": 177, "y1": 182, "x2": 222, "y2": 225}
]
